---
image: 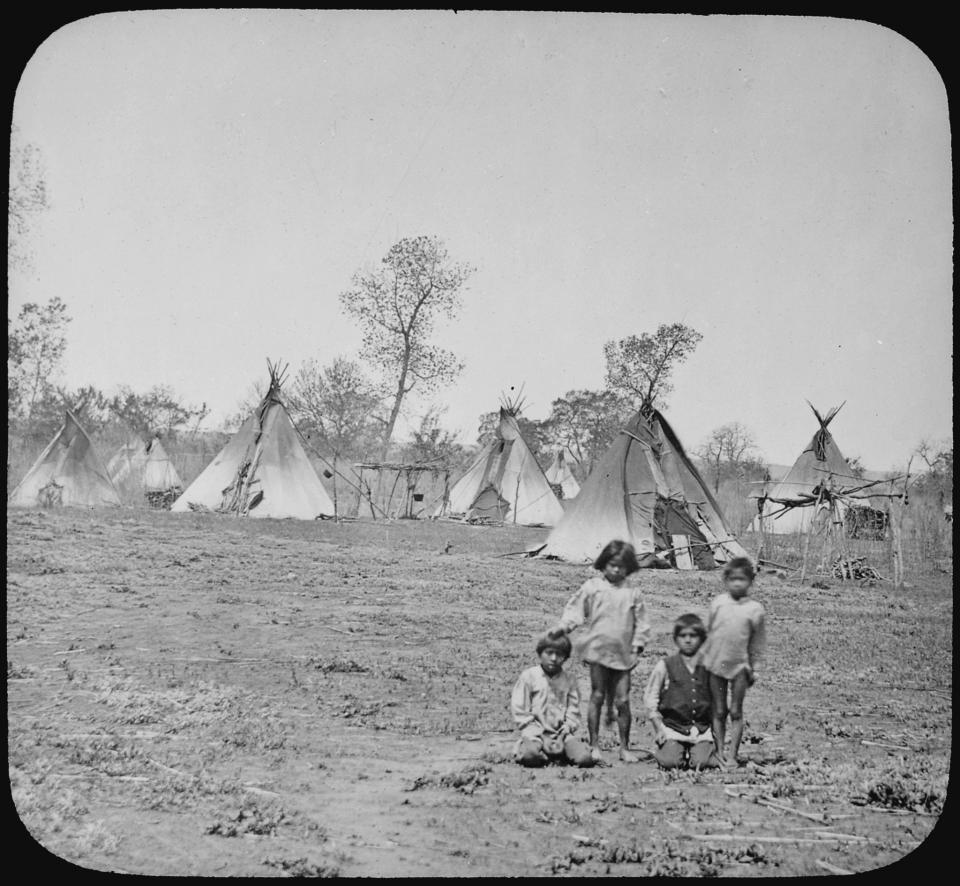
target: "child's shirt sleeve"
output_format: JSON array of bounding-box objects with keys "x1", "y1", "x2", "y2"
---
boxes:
[
  {"x1": 557, "y1": 580, "x2": 592, "y2": 633},
  {"x1": 748, "y1": 607, "x2": 767, "y2": 667},
  {"x1": 562, "y1": 678, "x2": 582, "y2": 735},
  {"x1": 643, "y1": 659, "x2": 667, "y2": 721},
  {"x1": 510, "y1": 671, "x2": 539, "y2": 738},
  {"x1": 631, "y1": 588, "x2": 651, "y2": 649}
]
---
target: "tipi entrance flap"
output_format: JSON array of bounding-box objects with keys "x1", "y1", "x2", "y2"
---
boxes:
[
  {"x1": 9, "y1": 411, "x2": 121, "y2": 508},
  {"x1": 539, "y1": 408, "x2": 747, "y2": 566}
]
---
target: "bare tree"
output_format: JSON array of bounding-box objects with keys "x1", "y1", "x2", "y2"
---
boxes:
[
  {"x1": 912, "y1": 438, "x2": 953, "y2": 509},
  {"x1": 697, "y1": 422, "x2": 762, "y2": 493},
  {"x1": 603, "y1": 323, "x2": 703, "y2": 408},
  {"x1": 339, "y1": 235, "x2": 473, "y2": 456},
  {"x1": 228, "y1": 379, "x2": 268, "y2": 430}
]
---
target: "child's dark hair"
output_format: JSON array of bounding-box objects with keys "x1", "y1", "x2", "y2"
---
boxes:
[
  {"x1": 673, "y1": 613, "x2": 707, "y2": 640},
  {"x1": 593, "y1": 539, "x2": 640, "y2": 575},
  {"x1": 723, "y1": 556, "x2": 756, "y2": 581},
  {"x1": 536, "y1": 633, "x2": 572, "y2": 659}
]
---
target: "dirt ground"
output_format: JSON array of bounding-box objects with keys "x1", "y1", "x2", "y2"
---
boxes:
[{"x1": 7, "y1": 508, "x2": 951, "y2": 876}]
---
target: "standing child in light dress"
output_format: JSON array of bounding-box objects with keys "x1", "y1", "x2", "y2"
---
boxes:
[
  {"x1": 701, "y1": 557, "x2": 766, "y2": 766},
  {"x1": 548, "y1": 540, "x2": 650, "y2": 764}
]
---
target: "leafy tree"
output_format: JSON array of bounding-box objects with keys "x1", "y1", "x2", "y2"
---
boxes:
[
  {"x1": 287, "y1": 357, "x2": 382, "y2": 461},
  {"x1": 26, "y1": 384, "x2": 111, "y2": 440},
  {"x1": 541, "y1": 389, "x2": 631, "y2": 473},
  {"x1": 108, "y1": 385, "x2": 209, "y2": 437},
  {"x1": 9, "y1": 127, "x2": 49, "y2": 272},
  {"x1": 477, "y1": 410, "x2": 548, "y2": 460},
  {"x1": 696, "y1": 422, "x2": 762, "y2": 493},
  {"x1": 339, "y1": 235, "x2": 473, "y2": 455},
  {"x1": 400, "y1": 407, "x2": 464, "y2": 467},
  {"x1": 603, "y1": 323, "x2": 703, "y2": 408},
  {"x1": 8, "y1": 297, "x2": 71, "y2": 421}
]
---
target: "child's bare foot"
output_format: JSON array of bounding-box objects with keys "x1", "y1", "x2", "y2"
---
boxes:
[
  {"x1": 619, "y1": 749, "x2": 640, "y2": 763},
  {"x1": 589, "y1": 747, "x2": 603, "y2": 764}
]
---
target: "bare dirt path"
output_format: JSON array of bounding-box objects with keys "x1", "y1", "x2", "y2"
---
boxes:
[{"x1": 8, "y1": 508, "x2": 950, "y2": 875}]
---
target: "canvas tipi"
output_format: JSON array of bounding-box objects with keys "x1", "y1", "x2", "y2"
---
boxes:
[
  {"x1": 107, "y1": 429, "x2": 149, "y2": 486},
  {"x1": 535, "y1": 407, "x2": 747, "y2": 568},
  {"x1": 171, "y1": 362, "x2": 335, "y2": 520},
  {"x1": 143, "y1": 438, "x2": 183, "y2": 495},
  {"x1": 753, "y1": 403, "x2": 870, "y2": 534},
  {"x1": 9, "y1": 411, "x2": 121, "y2": 508},
  {"x1": 544, "y1": 449, "x2": 581, "y2": 500},
  {"x1": 434, "y1": 406, "x2": 564, "y2": 526}
]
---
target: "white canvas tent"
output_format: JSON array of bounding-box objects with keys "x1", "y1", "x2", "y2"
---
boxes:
[
  {"x1": 143, "y1": 438, "x2": 183, "y2": 494},
  {"x1": 172, "y1": 363, "x2": 335, "y2": 520},
  {"x1": 433, "y1": 407, "x2": 564, "y2": 526},
  {"x1": 544, "y1": 449, "x2": 581, "y2": 500},
  {"x1": 9, "y1": 411, "x2": 121, "y2": 508},
  {"x1": 107, "y1": 430, "x2": 148, "y2": 486},
  {"x1": 535, "y1": 407, "x2": 747, "y2": 568}
]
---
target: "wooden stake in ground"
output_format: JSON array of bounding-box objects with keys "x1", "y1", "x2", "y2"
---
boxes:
[
  {"x1": 890, "y1": 459, "x2": 912, "y2": 590},
  {"x1": 799, "y1": 485, "x2": 824, "y2": 584}
]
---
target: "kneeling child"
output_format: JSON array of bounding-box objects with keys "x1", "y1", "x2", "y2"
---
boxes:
[
  {"x1": 510, "y1": 633, "x2": 594, "y2": 768},
  {"x1": 644, "y1": 613, "x2": 720, "y2": 770}
]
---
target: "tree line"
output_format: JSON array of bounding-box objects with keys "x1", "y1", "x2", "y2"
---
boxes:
[{"x1": 8, "y1": 150, "x2": 952, "y2": 495}]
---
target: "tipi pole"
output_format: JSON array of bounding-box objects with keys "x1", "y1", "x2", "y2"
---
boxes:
[
  {"x1": 890, "y1": 459, "x2": 912, "y2": 590},
  {"x1": 332, "y1": 452, "x2": 339, "y2": 519},
  {"x1": 756, "y1": 498, "x2": 767, "y2": 564},
  {"x1": 890, "y1": 500, "x2": 904, "y2": 589},
  {"x1": 385, "y1": 468, "x2": 403, "y2": 518},
  {"x1": 513, "y1": 455, "x2": 524, "y2": 525},
  {"x1": 799, "y1": 485, "x2": 824, "y2": 584},
  {"x1": 289, "y1": 417, "x2": 389, "y2": 519}
]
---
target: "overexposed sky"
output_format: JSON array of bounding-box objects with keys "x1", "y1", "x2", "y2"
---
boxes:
[{"x1": 11, "y1": 11, "x2": 952, "y2": 469}]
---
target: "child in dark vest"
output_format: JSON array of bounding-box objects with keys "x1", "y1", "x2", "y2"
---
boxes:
[{"x1": 643, "y1": 613, "x2": 720, "y2": 770}]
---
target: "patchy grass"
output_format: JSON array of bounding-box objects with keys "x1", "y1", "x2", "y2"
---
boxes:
[{"x1": 6, "y1": 508, "x2": 951, "y2": 875}]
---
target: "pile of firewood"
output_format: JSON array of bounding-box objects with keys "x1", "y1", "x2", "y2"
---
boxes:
[{"x1": 826, "y1": 556, "x2": 884, "y2": 581}]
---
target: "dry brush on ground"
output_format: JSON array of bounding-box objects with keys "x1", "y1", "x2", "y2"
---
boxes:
[{"x1": 7, "y1": 509, "x2": 950, "y2": 876}]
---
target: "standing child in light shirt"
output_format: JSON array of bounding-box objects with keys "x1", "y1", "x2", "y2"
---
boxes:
[
  {"x1": 548, "y1": 540, "x2": 650, "y2": 764},
  {"x1": 700, "y1": 557, "x2": 766, "y2": 766},
  {"x1": 510, "y1": 633, "x2": 594, "y2": 768},
  {"x1": 644, "y1": 613, "x2": 720, "y2": 770}
]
